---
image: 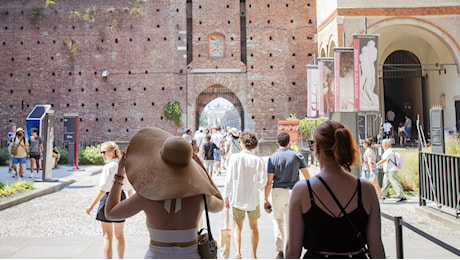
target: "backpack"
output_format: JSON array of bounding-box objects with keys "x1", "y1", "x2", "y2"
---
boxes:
[{"x1": 389, "y1": 151, "x2": 404, "y2": 169}]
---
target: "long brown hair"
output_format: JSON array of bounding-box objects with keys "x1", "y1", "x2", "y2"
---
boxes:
[{"x1": 313, "y1": 120, "x2": 359, "y2": 172}]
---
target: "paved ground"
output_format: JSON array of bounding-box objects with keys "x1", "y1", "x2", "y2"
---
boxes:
[{"x1": 0, "y1": 164, "x2": 459, "y2": 259}]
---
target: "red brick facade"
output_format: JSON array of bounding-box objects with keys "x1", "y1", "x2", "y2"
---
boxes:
[{"x1": 0, "y1": 0, "x2": 316, "y2": 145}]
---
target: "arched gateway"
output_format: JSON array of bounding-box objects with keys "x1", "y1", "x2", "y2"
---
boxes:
[{"x1": 195, "y1": 85, "x2": 244, "y2": 131}]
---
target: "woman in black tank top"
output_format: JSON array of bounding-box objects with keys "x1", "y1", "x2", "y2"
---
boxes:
[{"x1": 285, "y1": 120, "x2": 385, "y2": 259}]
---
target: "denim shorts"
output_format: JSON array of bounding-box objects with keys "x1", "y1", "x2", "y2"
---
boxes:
[
  {"x1": 363, "y1": 168, "x2": 379, "y2": 179},
  {"x1": 12, "y1": 157, "x2": 27, "y2": 164}
]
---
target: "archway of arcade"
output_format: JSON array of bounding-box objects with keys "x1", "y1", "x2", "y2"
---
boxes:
[
  {"x1": 382, "y1": 50, "x2": 422, "y2": 140},
  {"x1": 375, "y1": 21, "x2": 460, "y2": 141},
  {"x1": 195, "y1": 85, "x2": 244, "y2": 131}
]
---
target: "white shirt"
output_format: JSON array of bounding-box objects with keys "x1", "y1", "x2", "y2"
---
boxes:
[
  {"x1": 224, "y1": 150, "x2": 267, "y2": 211},
  {"x1": 211, "y1": 132, "x2": 224, "y2": 149},
  {"x1": 98, "y1": 159, "x2": 133, "y2": 193},
  {"x1": 195, "y1": 131, "x2": 205, "y2": 151},
  {"x1": 383, "y1": 122, "x2": 392, "y2": 133},
  {"x1": 381, "y1": 148, "x2": 398, "y2": 172}
]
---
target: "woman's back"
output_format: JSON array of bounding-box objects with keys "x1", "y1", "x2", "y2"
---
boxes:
[
  {"x1": 302, "y1": 175, "x2": 369, "y2": 257},
  {"x1": 144, "y1": 195, "x2": 204, "y2": 230}
]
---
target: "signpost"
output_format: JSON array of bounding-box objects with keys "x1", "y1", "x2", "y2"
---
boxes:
[{"x1": 64, "y1": 114, "x2": 79, "y2": 170}]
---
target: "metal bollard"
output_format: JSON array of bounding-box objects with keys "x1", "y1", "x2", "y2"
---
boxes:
[{"x1": 394, "y1": 216, "x2": 404, "y2": 259}]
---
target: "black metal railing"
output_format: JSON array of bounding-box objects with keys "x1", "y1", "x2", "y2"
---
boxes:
[
  {"x1": 381, "y1": 212, "x2": 460, "y2": 258},
  {"x1": 419, "y1": 152, "x2": 460, "y2": 217}
]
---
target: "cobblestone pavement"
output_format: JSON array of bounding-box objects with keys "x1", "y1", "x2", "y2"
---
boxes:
[{"x1": 0, "y1": 165, "x2": 459, "y2": 258}]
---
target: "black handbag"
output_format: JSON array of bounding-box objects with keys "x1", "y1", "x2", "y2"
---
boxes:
[
  {"x1": 197, "y1": 195, "x2": 218, "y2": 259},
  {"x1": 316, "y1": 176, "x2": 371, "y2": 259}
]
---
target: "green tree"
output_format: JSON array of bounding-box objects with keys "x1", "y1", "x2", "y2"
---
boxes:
[{"x1": 163, "y1": 101, "x2": 182, "y2": 126}]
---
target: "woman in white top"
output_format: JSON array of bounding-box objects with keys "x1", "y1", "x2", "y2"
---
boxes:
[
  {"x1": 86, "y1": 141, "x2": 133, "y2": 259},
  {"x1": 362, "y1": 138, "x2": 383, "y2": 199}
]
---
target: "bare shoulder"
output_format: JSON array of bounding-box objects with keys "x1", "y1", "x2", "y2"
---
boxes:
[
  {"x1": 292, "y1": 180, "x2": 310, "y2": 198},
  {"x1": 359, "y1": 177, "x2": 376, "y2": 193}
]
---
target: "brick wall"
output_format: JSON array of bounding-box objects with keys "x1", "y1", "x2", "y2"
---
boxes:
[{"x1": 0, "y1": 0, "x2": 316, "y2": 150}]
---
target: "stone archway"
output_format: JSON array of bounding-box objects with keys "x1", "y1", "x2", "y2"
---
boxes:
[
  {"x1": 195, "y1": 84, "x2": 244, "y2": 130},
  {"x1": 383, "y1": 50, "x2": 423, "y2": 140}
]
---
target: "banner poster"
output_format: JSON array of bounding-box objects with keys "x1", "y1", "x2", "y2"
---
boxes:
[
  {"x1": 318, "y1": 58, "x2": 335, "y2": 116},
  {"x1": 353, "y1": 34, "x2": 379, "y2": 112},
  {"x1": 306, "y1": 65, "x2": 319, "y2": 118},
  {"x1": 334, "y1": 48, "x2": 355, "y2": 111}
]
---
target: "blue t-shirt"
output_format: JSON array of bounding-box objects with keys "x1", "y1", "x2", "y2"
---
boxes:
[{"x1": 267, "y1": 148, "x2": 307, "y2": 189}]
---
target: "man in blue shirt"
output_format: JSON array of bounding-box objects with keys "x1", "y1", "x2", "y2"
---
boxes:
[{"x1": 264, "y1": 132, "x2": 311, "y2": 259}]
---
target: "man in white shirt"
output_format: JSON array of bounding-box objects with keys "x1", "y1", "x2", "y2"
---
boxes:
[
  {"x1": 194, "y1": 127, "x2": 206, "y2": 159},
  {"x1": 211, "y1": 127, "x2": 224, "y2": 175},
  {"x1": 376, "y1": 139, "x2": 406, "y2": 202},
  {"x1": 224, "y1": 130, "x2": 267, "y2": 259}
]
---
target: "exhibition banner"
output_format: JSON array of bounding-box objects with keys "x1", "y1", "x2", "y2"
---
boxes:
[
  {"x1": 334, "y1": 48, "x2": 355, "y2": 111},
  {"x1": 307, "y1": 65, "x2": 319, "y2": 118},
  {"x1": 353, "y1": 34, "x2": 379, "y2": 112},
  {"x1": 318, "y1": 58, "x2": 335, "y2": 116}
]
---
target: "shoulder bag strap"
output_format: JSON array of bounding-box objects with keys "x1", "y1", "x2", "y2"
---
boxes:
[
  {"x1": 203, "y1": 194, "x2": 214, "y2": 242},
  {"x1": 316, "y1": 176, "x2": 369, "y2": 253},
  {"x1": 387, "y1": 151, "x2": 397, "y2": 167}
]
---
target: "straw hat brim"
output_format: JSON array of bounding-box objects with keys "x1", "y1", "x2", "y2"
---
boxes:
[
  {"x1": 229, "y1": 128, "x2": 239, "y2": 137},
  {"x1": 125, "y1": 127, "x2": 222, "y2": 201}
]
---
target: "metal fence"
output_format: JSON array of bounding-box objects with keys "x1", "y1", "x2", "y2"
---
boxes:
[
  {"x1": 419, "y1": 151, "x2": 460, "y2": 218},
  {"x1": 381, "y1": 212, "x2": 460, "y2": 258}
]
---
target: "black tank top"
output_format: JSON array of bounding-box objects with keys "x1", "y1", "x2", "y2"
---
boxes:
[{"x1": 302, "y1": 177, "x2": 369, "y2": 257}]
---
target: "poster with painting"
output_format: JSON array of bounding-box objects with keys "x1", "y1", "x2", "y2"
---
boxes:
[
  {"x1": 353, "y1": 34, "x2": 379, "y2": 112},
  {"x1": 318, "y1": 58, "x2": 335, "y2": 116},
  {"x1": 307, "y1": 65, "x2": 319, "y2": 118},
  {"x1": 334, "y1": 48, "x2": 355, "y2": 111}
]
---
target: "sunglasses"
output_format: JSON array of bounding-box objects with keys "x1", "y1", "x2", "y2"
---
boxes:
[{"x1": 308, "y1": 140, "x2": 315, "y2": 151}]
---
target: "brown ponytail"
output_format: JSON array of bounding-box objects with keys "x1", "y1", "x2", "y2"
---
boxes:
[
  {"x1": 314, "y1": 120, "x2": 359, "y2": 172},
  {"x1": 333, "y1": 127, "x2": 359, "y2": 171}
]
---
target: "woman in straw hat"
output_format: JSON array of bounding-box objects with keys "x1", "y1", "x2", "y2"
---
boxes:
[
  {"x1": 86, "y1": 141, "x2": 133, "y2": 259},
  {"x1": 224, "y1": 127, "x2": 240, "y2": 169},
  {"x1": 11, "y1": 127, "x2": 29, "y2": 178},
  {"x1": 105, "y1": 127, "x2": 224, "y2": 259}
]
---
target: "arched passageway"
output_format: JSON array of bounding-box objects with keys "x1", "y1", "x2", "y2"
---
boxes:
[
  {"x1": 195, "y1": 85, "x2": 244, "y2": 131},
  {"x1": 383, "y1": 50, "x2": 423, "y2": 139}
]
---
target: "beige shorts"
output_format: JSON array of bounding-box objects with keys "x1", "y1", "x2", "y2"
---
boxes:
[{"x1": 232, "y1": 205, "x2": 260, "y2": 222}]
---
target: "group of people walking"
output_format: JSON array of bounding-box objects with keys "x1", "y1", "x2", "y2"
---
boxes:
[
  {"x1": 6, "y1": 125, "x2": 44, "y2": 178},
  {"x1": 6, "y1": 125, "x2": 61, "y2": 179},
  {"x1": 383, "y1": 110, "x2": 413, "y2": 146},
  {"x1": 86, "y1": 120, "x2": 408, "y2": 259},
  {"x1": 182, "y1": 126, "x2": 241, "y2": 176}
]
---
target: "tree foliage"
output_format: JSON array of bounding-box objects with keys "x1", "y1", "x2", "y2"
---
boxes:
[{"x1": 164, "y1": 101, "x2": 182, "y2": 126}]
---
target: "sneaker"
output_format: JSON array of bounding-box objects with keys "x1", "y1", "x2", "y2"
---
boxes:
[
  {"x1": 8, "y1": 168, "x2": 12, "y2": 174},
  {"x1": 397, "y1": 197, "x2": 407, "y2": 202},
  {"x1": 276, "y1": 252, "x2": 284, "y2": 259}
]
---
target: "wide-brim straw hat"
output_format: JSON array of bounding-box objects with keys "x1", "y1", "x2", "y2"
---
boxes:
[
  {"x1": 125, "y1": 127, "x2": 222, "y2": 201},
  {"x1": 228, "y1": 127, "x2": 239, "y2": 137}
]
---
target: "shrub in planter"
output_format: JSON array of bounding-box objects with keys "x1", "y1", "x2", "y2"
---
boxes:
[
  {"x1": 79, "y1": 145, "x2": 104, "y2": 165},
  {"x1": 0, "y1": 148, "x2": 9, "y2": 166},
  {"x1": 57, "y1": 147, "x2": 68, "y2": 165}
]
